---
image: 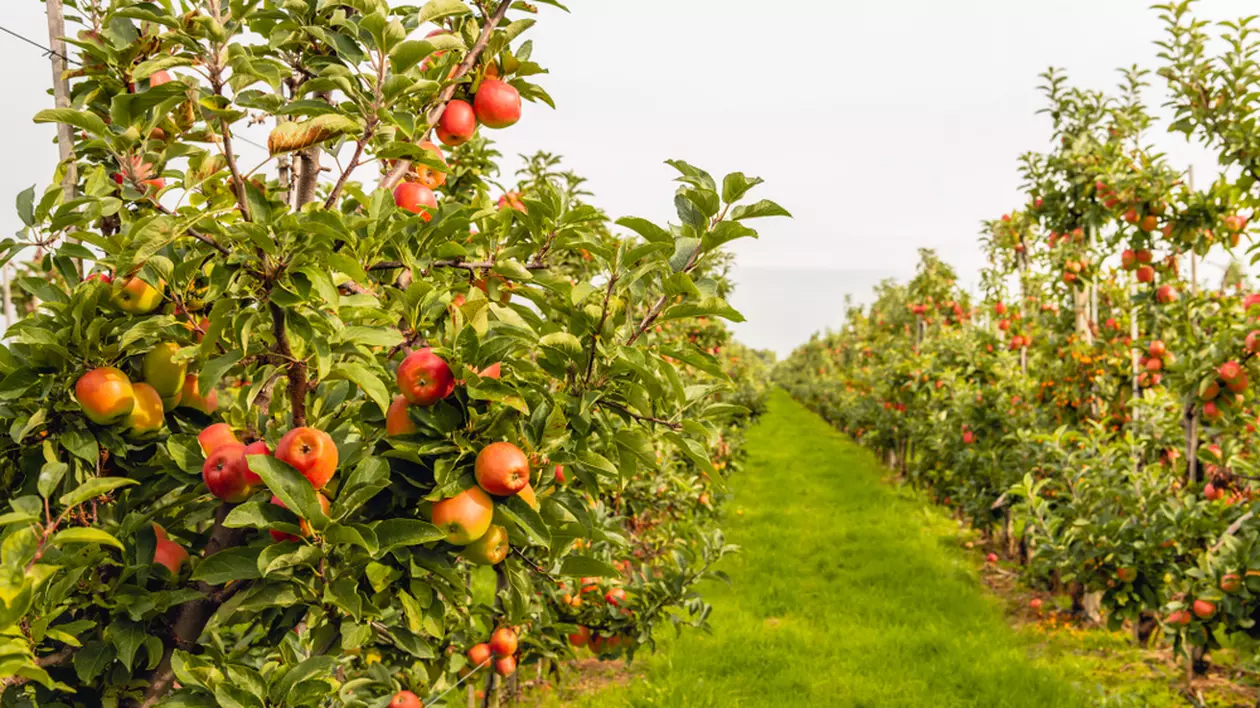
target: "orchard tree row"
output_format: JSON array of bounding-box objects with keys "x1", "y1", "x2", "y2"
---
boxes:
[
  {"x1": 777, "y1": 0, "x2": 1260, "y2": 679},
  {"x1": 0, "y1": 0, "x2": 785, "y2": 706}
]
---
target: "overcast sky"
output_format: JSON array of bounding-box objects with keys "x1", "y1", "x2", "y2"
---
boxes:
[{"x1": 1, "y1": 1, "x2": 1255, "y2": 356}]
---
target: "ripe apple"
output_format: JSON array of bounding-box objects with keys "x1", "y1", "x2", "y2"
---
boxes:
[
  {"x1": 605, "y1": 588, "x2": 627, "y2": 606},
  {"x1": 1205, "y1": 482, "x2": 1224, "y2": 500},
  {"x1": 489, "y1": 627, "x2": 517, "y2": 658},
  {"x1": 153, "y1": 539, "x2": 188, "y2": 575},
  {"x1": 568, "y1": 626, "x2": 591, "y2": 647},
  {"x1": 517, "y1": 482, "x2": 540, "y2": 511},
  {"x1": 1116, "y1": 567, "x2": 1137, "y2": 583},
  {"x1": 204, "y1": 443, "x2": 253, "y2": 502},
  {"x1": 1135, "y1": 265, "x2": 1155, "y2": 283},
  {"x1": 179, "y1": 374, "x2": 219, "y2": 414},
  {"x1": 198, "y1": 423, "x2": 240, "y2": 456},
  {"x1": 1140, "y1": 214, "x2": 1158, "y2": 232},
  {"x1": 1029, "y1": 598, "x2": 1043, "y2": 611},
  {"x1": 268, "y1": 493, "x2": 331, "y2": 542},
  {"x1": 393, "y1": 182, "x2": 438, "y2": 221},
  {"x1": 994, "y1": 302, "x2": 1007, "y2": 316},
  {"x1": 397, "y1": 348, "x2": 455, "y2": 406},
  {"x1": 463, "y1": 523, "x2": 509, "y2": 565},
  {"x1": 76, "y1": 367, "x2": 136, "y2": 425},
  {"x1": 432, "y1": 487, "x2": 494, "y2": 544},
  {"x1": 143, "y1": 341, "x2": 187, "y2": 403},
  {"x1": 473, "y1": 79, "x2": 522, "y2": 129},
  {"x1": 1148, "y1": 340, "x2": 1166, "y2": 358},
  {"x1": 414, "y1": 140, "x2": 447, "y2": 189},
  {"x1": 1166, "y1": 610, "x2": 1192, "y2": 627},
  {"x1": 1156, "y1": 285, "x2": 1178, "y2": 304},
  {"x1": 1247, "y1": 331, "x2": 1260, "y2": 352},
  {"x1": 275, "y1": 427, "x2": 339, "y2": 489},
  {"x1": 389, "y1": 690, "x2": 422, "y2": 708},
  {"x1": 1228, "y1": 371, "x2": 1249, "y2": 394},
  {"x1": 468, "y1": 642, "x2": 493, "y2": 669},
  {"x1": 1222, "y1": 573, "x2": 1243, "y2": 594},
  {"x1": 494, "y1": 655, "x2": 516, "y2": 677},
  {"x1": 1192, "y1": 599, "x2": 1216, "y2": 619},
  {"x1": 112, "y1": 276, "x2": 163, "y2": 314},
  {"x1": 985, "y1": 553, "x2": 998, "y2": 564},
  {"x1": 242, "y1": 440, "x2": 271, "y2": 486},
  {"x1": 386, "y1": 395, "x2": 419, "y2": 437},
  {"x1": 1137, "y1": 249, "x2": 1153, "y2": 264},
  {"x1": 1220, "y1": 360, "x2": 1243, "y2": 382},
  {"x1": 124, "y1": 382, "x2": 165, "y2": 438},
  {"x1": 1123, "y1": 208, "x2": 1138, "y2": 224},
  {"x1": 1145, "y1": 358, "x2": 1162, "y2": 373},
  {"x1": 1121, "y1": 249, "x2": 1136, "y2": 270},
  {"x1": 436, "y1": 99, "x2": 476, "y2": 146},
  {"x1": 1203, "y1": 402, "x2": 1222, "y2": 421},
  {"x1": 497, "y1": 192, "x2": 526, "y2": 213},
  {"x1": 475, "y1": 442, "x2": 530, "y2": 496}
]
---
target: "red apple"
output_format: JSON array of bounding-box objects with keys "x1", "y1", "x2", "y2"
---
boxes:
[
  {"x1": 431, "y1": 487, "x2": 494, "y2": 544},
  {"x1": 397, "y1": 348, "x2": 455, "y2": 406},
  {"x1": 393, "y1": 182, "x2": 437, "y2": 221},
  {"x1": 275, "y1": 427, "x2": 338, "y2": 489},
  {"x1": 489, "y1": 627, "x2": 517, "y2": 658},
  {"x1": 436, "y1": 99, "x2": 476, "y2": 146},
  {"x1": 475, "y1": 442, "x2": 530, "y2": 496},
  {"x1": 473, "y1": 79, "x2": 522, "y2": 129},
  {"x1": 1192, "y1": 599, "x2": 1216, "y2": 619},
  {"x1": 203, "y1": 443, "x2": 254, "y2": 502},
  {"x1": 389, "y1": 690, "x2": 422, "y2": 708}
]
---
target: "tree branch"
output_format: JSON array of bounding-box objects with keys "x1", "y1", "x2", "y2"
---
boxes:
[
  {"x1": 597, "y1": 400, "x2": 681, "y2": 431},
  {"x1": 380, "y1": 0, "x2": 513, "y2": 192},
  {"x1": 583, "y1": 273, "x2": 618, "y2": 385},
  {"x1": 138, "y1": 504, "x2": 248, "y2": 707},
  {"x1": 269, "y1": 301, "x2": 309, "y2": 427}
]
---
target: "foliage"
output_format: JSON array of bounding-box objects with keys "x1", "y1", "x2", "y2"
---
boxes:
[{"x1": 0, "y1": 0, "x2": 786, "y2": 705}]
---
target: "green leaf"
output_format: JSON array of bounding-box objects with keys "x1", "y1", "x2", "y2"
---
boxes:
[
  {"x1": 191, "y1": 547, "x2": 264, "y2": 584},
  {"x1": 270, "y1": 656, "x2": 337, "y2": 703},
  {"x1": 199, "y1": 351, "x2": 244, "y2": 397},
  {"x1": 336, "y1": 327, "x2": 403, "y2": 348},
  {"x1": 496, "y1": 495, "x2": 551, "y2": 547},
  {"x1": 60, "y1": 477, "x2": 138, "y2": 509},
  {"x1": 373, "y1": 519, "x2": 445, "y2": 555},
  {"x1": 730, "y1": 199, "x2": 791, "y2": 220},
  {"x1": 73, "y1": 641, "x2": 115, "y2": 683},
  {"x1": 34, "y1": 108, "x2": 108, "y2": 137},
  {"x1": 248, "y1": 456, "x2": 328, "y2": 530},
  {"x1": 616, "y1": 216, "x2": 672, "y2": 244},
  {"x1": 51, "y1": 527, "x2": 124, "y2": 551},
  {"x1": 419, "y1": 0, "x2": 472, "y2": 24},
  {"x1": 721, "y1": 172, "x2": 764, "y2": 204},
  {"x1": 389, "y1": 35, "x2": 466, "y2": 73},
  {"x1": 702, "y1": 220, "x2": 757, "y2": 251},
  {"x1": 332, "y1": 457, "x2": 390, "y2": 520},
  {"x1": 557, "y1": 555, "x2": 619, "y2": 578},
  {"x1": 325, "y1": 363, "x2": 390, "y2": 414}
]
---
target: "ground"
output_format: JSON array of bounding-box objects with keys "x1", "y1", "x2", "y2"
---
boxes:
[{"x1": 528, "y1": 389, "x2": 1123, "y2": 707}]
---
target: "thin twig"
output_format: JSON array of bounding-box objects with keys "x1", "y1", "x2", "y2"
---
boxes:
[{"x1": 597, "y1": 400, "x2": 681, "y2": 431}]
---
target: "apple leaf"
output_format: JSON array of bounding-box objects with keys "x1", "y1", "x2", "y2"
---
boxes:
[
  {"x1": 557, "y1": 555, "x2": 619, "y2": 578},
  {"x1": 496, "y1": 495, "x2": 551, "y2": 547},
  {"x1": 247, "y1": 456, "x2": 328, "y2": 530},
  {"x1": 60, "y1": 477, "x2": 138, "y2": 509},
  {"x1": 52, "y1": 527, "x2": 124, "y2": 551},
  {"x1": 191, "y1": 547, "x2": 263, "y2": 584},
  {"x1": 730, "y1": 199, "x2": 791, "y2": 221},
  {"x1": 373, "y1": 519, "x2": 445, "y2": 556}
]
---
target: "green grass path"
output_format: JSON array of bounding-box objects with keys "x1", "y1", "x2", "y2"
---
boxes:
[{"x1": 553, "y1": 389, "x2": 1089, "y2": 707}]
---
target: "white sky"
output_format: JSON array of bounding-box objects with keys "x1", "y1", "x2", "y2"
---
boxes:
[{"x1": 1, "y1": 0, "x2": 1255, "y2": 356}]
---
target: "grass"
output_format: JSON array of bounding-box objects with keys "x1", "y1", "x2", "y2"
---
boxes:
[{"x1": 536, "y1": 389, "x2": 1094, "y2": 707}]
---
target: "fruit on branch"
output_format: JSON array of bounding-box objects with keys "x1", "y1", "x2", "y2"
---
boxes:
[
  {"x1": 275, "y1": 427, "x2": 339, "y2": 490},
  {"x1": 152, "y1": 538, "x2": 188, "y2": 575},
  {"x1": 1123, "y1": 208, "x2": 1139, "y2": 224},
  {"x1": 1247, "y1": 331, "x2": 1260, "y2": 352},
  {"x1": 1136, "y1": 266, "x2": 1155, "y2": 283},
  {"x1": 1219, "y1": 361, "x2": 1243, "y2": 383},
  {"x1": 463, "y1": 523, "x2": 509, "y2": 565},
  {"x1": 1166, "y1": 610, "x2": 1192, "y2": 627},
  {"x1": 473, "y1": 79, "x2": 522, "y2": 129},
  {"x1": 143, "y1": 341, "x2": 187, "y2": 404},
  {"x1": 489, "y1": 627, "x2": 518, "y2": 658},
  {"x1": 605, "y1": 587, "x2": 627, "y2": 606},
  {"x1": 386, "y1": 395, "x2": 419, "y2": 437},
  {"x1": 1192, "y1": 599, "x2": 1217, "y2": 619},
  {"x1": 1137, "y1": 250, "x2": 1153, "y2": 264},
  {"x1": 1156, "y1": 285, "x2": 1177, "y2": 304},
  {"x1": 203, "y1": 443, "x2": 253, "y2": 502},
  {"x1": 1148, "y1": 340, "x2": 1166, "y2": 358},
  {"x1": 1203, "y1": 402, "x2": 1222, "y2": 422},
  {"x1": 986, "y1": 553, "x2": 998, "y2": 564},
  {"x1": 389, "y1": 690, "x2": 422, "y2": 708},
  {"x1": 124, "y1": 383, "x2": 165, "y2": 438},
  {"x1": 497, "y1": 192, "x2": 527, "y2": 213},
  {"x1": 1224, "y1": 214, "x2": 1248, "y2": 232},
  {"x1": 397, "y1": 348, "x2": 455, "y2": 406},
  {"x1": 468, "y1": 642, "x2": 493, "y2": 669},
  {"x1": 198, "y1": 423, "x2": 240, "y2": 456},
  {"x1": 994, "y1": 302, "x2": 1007, "y2": 316},
  {"x1": 436, "y1": 99, "x2": 476, "y2": 146},
  {"x1": 1222, "y1": 573, "x2": 1243, "y2": 594},
  {"x1": 493, "y1": 656, "x2": 517, "y2": 677},
  {"x1": 475, "y1": 442, "x2": 530, "y2": 496},
  {"x1": 179, "y1": 374, "x2": 219, "y2": 414},
  {"x1": 568, "y1": 626, "x2": 591, "y2": 647},
  {"x1": 268, "y1": 493, "x2": 331, "y2": 542},
  {"x1": 432, "y1": 487, "x2": 494, "y2": 544},
  {"x1": 1029, "y1": 598, "x2": 1043, "y2": 612},
  {"x1": 1204, "y1": 482, "x2": 1224, "y2": 500},
  {"x1": 1121, "y1": 250, "x2": 1136, "y2": 270},
  {"x1": 414, "y1": 140, "x2": 447, "y2": 189},
  {"x1": 1228, "y1": 372, "x2": 1249, "y2": 394},
  {"x1": 242, "y1": 441, "x2": 271, "y2": 485},
  {"x1": 393, "y1": 182, "x2": 438, "y2": 221},
  {"x1": 111, "y1": 156, "x2": 165, "y2": 191},
  {"x1": 75, "y1": 367, "x2": 136, "y2": 425},
  {"x1": 1116, "y1": 567, "x2": 1137, "y2": 583},
  {"x1": 1140, "y1": 215, "x2": 1159, "y2": 232},
  {"x1": 112, "y1": 277, "x2": 163, "y2": 314}
]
